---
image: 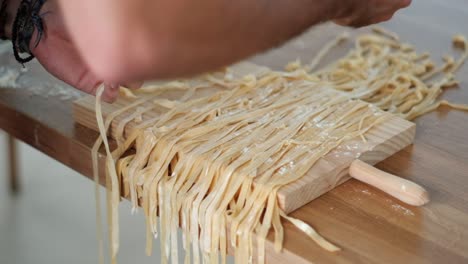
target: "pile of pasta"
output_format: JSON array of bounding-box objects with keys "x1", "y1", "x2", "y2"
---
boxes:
[
  {"x1": 296, "y1": 27, "x2": 468, "y2": 120},
  {"x1": 92, "y1": 28, "x2": 468, "y2": 264}
]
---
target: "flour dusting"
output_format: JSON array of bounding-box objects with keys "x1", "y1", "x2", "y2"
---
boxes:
[
  {"x1": 391, "y1": 204, "x2": 415, "y2": 216},
  {"x1": 0, "y1": 65, "x2": 83, "y2": 100},
  {"x1": 0, "y1": 67, "x2": 21, "y2": 88},
  {"x1": 0, "y1": 41, "x2": 11, "y2": 55}
]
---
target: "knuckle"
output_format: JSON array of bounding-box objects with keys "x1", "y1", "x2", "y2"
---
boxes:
[
  {"x1": 375, "y1": 13, "x2": 394, "y2": 23},
  {"x1": 400, "y1": 0, "x2": 412, "y2": 8}
]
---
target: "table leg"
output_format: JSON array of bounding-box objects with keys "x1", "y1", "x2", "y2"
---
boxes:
[{"x1": 7, "y1": 135, "x2": 19, "y2": 193}]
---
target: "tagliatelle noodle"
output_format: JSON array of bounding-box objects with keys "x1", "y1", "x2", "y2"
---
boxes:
[
  {"x1": 305, "y1": 29, "x2": 468, "y2": 120},
  {"x1": 91, "y1": 29, "x2": 468, "y2": 264},
  {"x1": 113, "y1": 75, "x2": 384, "y2": 261}
]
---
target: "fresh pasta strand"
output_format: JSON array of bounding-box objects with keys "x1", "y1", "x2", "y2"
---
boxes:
[
  {"x1": 91, "y1": 137, "x2": 105, "y2": 264},
  {"x1": 104, "y1": 78, "x2": 386, "y2": 264},
  {"x1": 311, "y1": 31, "x2": 468, "y2": 119},
  {"x1": 305, "y1": 32, "x2": 350, "y2": 72},
  {"x1": 91, "y1": 30, "x2": 468, "y2": 264},
  {"x1": 95, "y1": 85, "x2": 120, "y2": 263}
]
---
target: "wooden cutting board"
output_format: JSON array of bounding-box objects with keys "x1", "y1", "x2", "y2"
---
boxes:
[{"x1": 72, "y1": 62, "x2": 416, "y2": 214}]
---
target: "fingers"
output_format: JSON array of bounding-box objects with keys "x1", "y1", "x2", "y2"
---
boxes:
[
  {"x1": 372, "y1": 0, "x2": 411, "y2": 23},
  {"x1": 400, "y1": 0, "x2": 412, "y2": 8},
  {"x1": 101, "y1": 84, "x2": 120, "y2": 103},
  {"x1": 122, "y1": 81, "x2": 144, "y2": 90},
  {"x1": 31, "y1": 24, "x2": 134, "y2": 103},
  {"x1": 34, "y1": 40, "x2": 118, "y2": 103},
  {"x1": 335, "y1": 0, "x2": 412, "y2": 28},
  {"x1": 373, "y1": 12, "x2": 395, "y2": 24}
]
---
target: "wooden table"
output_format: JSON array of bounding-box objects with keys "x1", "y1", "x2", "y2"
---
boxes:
[{"x1": 1, "y1": 1, "x2": 467, "y2": 263}]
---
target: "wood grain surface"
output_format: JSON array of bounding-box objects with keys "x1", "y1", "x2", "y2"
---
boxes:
[{"x1": 1, "y1": 0, "x2": 468, "y2": 263}]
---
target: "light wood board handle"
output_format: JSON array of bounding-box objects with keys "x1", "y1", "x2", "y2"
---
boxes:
[{"x1": 349, "y1": 160, "x2": 429, "y2": 206}]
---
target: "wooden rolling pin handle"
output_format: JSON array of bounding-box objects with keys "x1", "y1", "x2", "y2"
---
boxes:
[{"x1": 349, "y1": 160, "x2": 430, "y2": 206}]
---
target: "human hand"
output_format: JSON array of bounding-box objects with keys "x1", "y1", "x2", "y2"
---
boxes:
[
  {"x1": 335, "y1": 0, "x2": 412, "y2": 27},
  {"x1": 31, "y1": 0, "x2": 124, "y2": 102},
  {"x1": 6, "y1": 0, "x2": 139, "y2": 102}
]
